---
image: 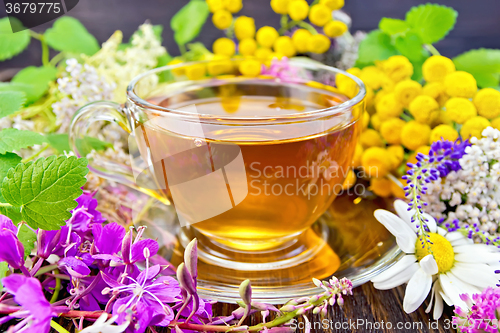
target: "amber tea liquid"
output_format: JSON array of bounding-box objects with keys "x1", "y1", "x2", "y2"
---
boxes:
[{"x1": 136, "y1": 81, "x2": 361, "y2": 250}]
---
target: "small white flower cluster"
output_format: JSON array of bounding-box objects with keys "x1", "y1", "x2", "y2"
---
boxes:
[
  {"x1": 0, "y1": 115, "x2": 35, "y2": 131},
  {"x1": 423, "y1": 127, "x2": 500, "y2": 236},
  {"x1": 86, "y1": 23, "x2": 167, "y2": 103},
  {"x1": 52, "y1": 58, "x2": 115, "y2": 133}
]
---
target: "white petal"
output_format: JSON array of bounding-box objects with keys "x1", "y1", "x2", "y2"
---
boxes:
[
  {"x1": 453, "y1": 244, "x2": 499, "y2": 253},
  {"x1": 373, "y1": 263, "x2": 419, "y2": 290},
  {"x1": 446, "y1": 271, "x2": 481, "y2": 296},
  {"x1": 403, "y1": 268, "x2": 432, "y2": 313},
  {"x1": 438, "y1": 289, "x2": 453, "y2": 306},
  {"x1": 374, "y1": 209, "x2": 417, "y2": 253},
  {"x1": 425, "y1": 282, "x2": 436, "y2": 313},
  {"x1": 421, "y1": 213, "x2": 437, "y2": 233},
  {"x1": 433, "y1": 285, "x2": 444, "y2": 320},
  {"x1": 371, "y1": 255, "x2": 417, "y2": 283},
  {"x1": 450, "y1": 238, "x2": 474, "y2": 247},
  {"x1": 445, "y1": 231, "x2": 466, "y2": 243},
  {"x1": 437, "y1": 227, "x2": 447, "y2": 236},
  {"x1": 420, "y1": 255, "x2": 438, "y2": 275},
  {"x1": 451, "y1": 262, "x2": 499, "y2": 289},
  {"x1": 439, "y1": 274, "x2": 468, "y2": 309},
  {"x1": 455, "y1": 251, "x2": 500, "y2": 264},
  {"x1": 393, "y1": 200, "x2": 437, "y2": 233}
]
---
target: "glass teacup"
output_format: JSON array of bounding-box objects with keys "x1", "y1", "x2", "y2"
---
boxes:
[{"x1": 69, "y1": 57, "x2": 365, "y2": 290}]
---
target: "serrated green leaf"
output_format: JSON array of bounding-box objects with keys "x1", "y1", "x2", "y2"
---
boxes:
[
  {"x1": 0, "y1": 91, "x2": 26, "y2": 118},
  {"x1": 0, "y1": 206, "x2": 22, "y2": 224},
  {"x1": 355, "y1": 30, "x2": 399, "y2": 67},
  {"x1": 394, "y1": 31, "x2": 424, "y2": 62},
  {"x1": 0, "y1": 129, "x2": 47, "y2": 154},
  {"x1": 0, "y1": 152, "x2": 22, "y2": 203},
  {"x1": 47, "y1": 133, "x2": 112, "y2": 154},
  {"x1": 1, "y1": 156, "x2": 88, "y2": 230},
  {"x1": 379, "y1": 18, "x2": 409, "y2": 35},
  {"x1": 171, "y1": 0, "x2": 209, "y2": 46},
  {"x1": 405, "y1": 4, "x2": 457, "y2": 44},
  {"x1": 17, "y1": 224, "x2": 36, "y2": 258},
  {"x1": 0, "y1": 82, "x2": 38, "y2": 105},
  {"x1": 453, "y1": 49, "x2": 500, "y2": 88},
  {"x1": 156, "y1": 53, "x2": 174, "y2": 83},
  {"x1": 12, "y1": 66, "x2": 57, "y2": 103},
  {"x1": 44, "y1": 17, "x2": 99, "y2": 55},
  {"x1": 0, "y1": 17, "x2": 30, "y2": 61},
  {"x1": 0, "y1": 262, "x2": 8, "y2": 289}
]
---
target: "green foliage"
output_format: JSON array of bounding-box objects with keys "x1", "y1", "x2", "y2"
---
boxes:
[
  {"x1": 379, "y1": 18, "x2": 409, "y2": 35},
  {"x1": 17, "y1": 224, "x2": 37, "y2": 258},
  {"x1": 1, "y1": 156, "x2": 88, "y2": 230},
  {"x1": 44, "y1": 16, "x2": 99, "y2": 55},
  {"x1": 355, "y1": 30, "x2": 398, "y2": 67},
  {"x1": 453, "y1": 49, "x2": 500, "y2": 88},
  {"x1": 0, "y1": 82, "x2": 38, "y2": 105},
  {"x1": 171, "y1": 0, "x2": 209, "y2": 46},
  {"x1": 0, "y1": 262, "x2": 7, "y2": 289},
  {"x1": 0, "y1": 17, "x2": 30, "y2": 61},
  {"x1": 47, "y1": 133, "x2": 113, "y2": 154},
  {"x1": 12, "y1": 66, "x2": 57, "y2": 103},
  {"x1": 0, "y1": 128, "x2": 47, "y2": 154},
  {"x1": 156, "y1": 53, "x2": 174, "y2": 82},
  {"x1": 0, "y1": 91, "x2": 26, "y2": 118},
  {"x1": 406, "y1": 4, "x2": 458, "y2": 44},
  {"x1": 0, "y1": 153, "x2": 23, "y2": 223}
]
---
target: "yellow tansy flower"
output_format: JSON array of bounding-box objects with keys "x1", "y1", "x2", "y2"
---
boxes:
[
  {"x1": 394, "y1": 80, "x2": 422, "y2": 107},
  {"x1": 320, "y1": 0, "x2": 344, "y2": 10},
  {"x1": 361, "y1": 147, "x2": 392, "y2": 178},
  {"x1": 185, "y1": 63, "x2": 207, "y2": 80},
  {"x1": 401, "y1": 121, "x2": 431, "y2": 150},
  {"x1": 379, "y1": 55, "x2": 413, "y2": 82},
  {"x1": 444, "y1": 71, "x2": 477, "y2": 98},
  {"x1": 292, "y1": 29, "x2": 311, "y2": 53},
  {"x1": 255, "y1": 48, "x2": 273, "y2": 61},
  {"x1": 390, "y1": 177, "x2": 406, "y2": 198},
  {"x1": 307, "y1": 34, "x2": 331, "y2": 54},
  {"x1": 207, "y1": 55, "x2": 233, "y2": 76},
  {"x1": 430, "y1": 110, "x2": 453, "y2": 127},
  {"x1": 445, "y1": 97, "x2": 477, "y2": 124},
  {"x1": 375, "y1": 93, "x2": 403, "y2": 120},
  {"x1": 429, "y1": 124, "x2": 459, "y2": 143},
  {"x1": 256, "y1": 26, "x2": 279, "y2": 48},
  {"x1": 212, "y1": 10, "x2": 233, "y2": 30},
  {"x1": 360, "y1": 129, "x2": 384, "y2": 148},
  {"x1": 362, "y1": 111, "x2": 370, "y2": 130},
  {"x1": 323, "y1": 20, "x2": 348, "y2": 38},
  {"x1": 408, "y1": 95, "x2": 439, "y2": 124},
  {"x1": 352, "y1": 143, "x2": 364, "y2": 168},
  {"x1": 370, "y1": 113, "x2": 382, "y2": 130},
  {"x1": 341, "y1": 169, "x2": 357, "y2": 190},
  {"x1": 168, "y1": 58, "x2": 185, "y2": 76},
  {"x1": 288, "y1": 0, "x2": 309, "y2": 21},
  {"x1": 422, "y1": 81, "x2": 448, "y2": 106},
  {"x1": 234, "y1": 16, "x2": 255, "y2": 40},
  {"x1": 207, "y1": 0, "x2": 224, "y2": 13},
  {"x1": 422, "y1": 55, "x2": 455, "y2": 82},
  {"x1": 213, "y1": 37, "x2": 236, "y2": 56},
  {"x1": 380, "y1": 118, "x2": 405, "y2": 145},
  {"x1": 273, "y1": 36, "x2": 296, "y2": 57},
  {"x1": 335, "y1": 68, "x2": 360, "y2": 98},
  {"x1": 387, "y1": 145, "x2": 404, "y2": 169},
  {"x1": 238, "y1": 38, "x2": 257, "y2": 56},
  {"x1": 270, "y1": 0, "x2": 290, "y2": 14},
  {"x1": 473, "y1": 88, "x2": 500, "y2": 119},
  {"x1": 370, "y1": 178, "x2": 392, "y2": 197},
  {"x1": 491, "y1": 117, "x2": 500, "y2": 130},
  {"x1": 460, "y1": 116, "x2": 491, "y2": 139},
  {"x1": 239, "y1": 59, "x2": 261, "y2": 77},
  {"x1": 222, "y1": 0, "x2": 242, "y2": 13},
  {"x1": 359, "y1": 66, "x2": 384, "y2": 91},
  {"x1": 309, "y1": 4, "x2": 332, "y2": 27}
]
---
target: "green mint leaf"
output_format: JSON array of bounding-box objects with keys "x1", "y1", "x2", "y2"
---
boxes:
[
  {"x1": 156, "y1": 53, "x2": 174, "y2": 82},
  {"x1": 0, "y1": 91, "x2": 26, "y2": 118},
  {"x1": 17, "y1": 224, "x2": 36, "y2": 258},
  {"x1": 394, "y1": 31, "x2": 424, "y2": 62},
  {"x1": 379, "y1": 18, "x2": 409, "y2": 35},
  {"x1": 1, "y1": 156, "x2": 89, "y2": 230},
  {"x1": 355, "y1": 30, "x2": 398, "y2": 67},
  {"x1": 0, "y1": 129, "x2": 47, "y2": 154},
  {"x1": 0, "y1": 206, "x2": 22, "y2": 224},
  {"x1": 0, "y1": 17, "x2": 30, "y2": 61},
  {"x1": 171, "y1": 0, "x2": 209, "y2": 46},
  {"x1": 0, "y1": 262, "x2": 8, "y2": 289},
  {"x1": 405, "y1": 4, "x2": 457, "y2": 44},
  {"x1": 12, "y1": 66, "x2": 57, "y2": 103},
  {"x1": 0, "y1": 82, "x2": 38, "y2": 105},
  {"x1": 0, "y1": 153, "x2": 23, "y2": 223},
  {"x1": 453, "y1": 49, "x2": 500, "y2": 88},
  {"x1": 44, "y1": 17, "x2": 99, "y2": 55},
  {"x1": 47, "y1": 133, "x2": 112, "y2": 154}
]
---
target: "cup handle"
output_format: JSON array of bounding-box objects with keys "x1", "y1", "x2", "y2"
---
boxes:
[{"x1": 69, "y1": 101, "x2": 170, "y2": 205}]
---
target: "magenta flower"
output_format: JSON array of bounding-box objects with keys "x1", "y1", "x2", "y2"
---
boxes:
[
  {"x1": 36, "y1": 229, "x2": 61, "y2": 259},
  {"x1": 59, "y1": 255, "x2": 91, "y2": 279},
  {"x1": 0, "y1": 274, "x2": 58, "y2": 333},
  {"x1": 68, "y1": 191, "x2": 106, "y2": 237},
  {"x1": 453, "y1": 287, "x2": 500, "y2": 333},
  {"x1": 92, "y1": 222, "x2": 126, "y2": 255},
  {"x1": 260, "y1": 57, "x2": 309, "y2": 83},
  {"x1": 0, "y1": 215, "x2": 26, "y2": 273}
]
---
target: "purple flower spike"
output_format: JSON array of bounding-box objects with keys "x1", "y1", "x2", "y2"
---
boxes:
[
  {"x1": 2, "y1": 274, "x2": 57, "y2": 333},
  {"x1": 0, "y1": 216, "x2": 25, "y2": 271},
  {"x1": 92, "y1": 222, "x2": 126, "y2": 255},
  {"x1": 59, "y1": 256, "x2": 91, "y2": 279}
]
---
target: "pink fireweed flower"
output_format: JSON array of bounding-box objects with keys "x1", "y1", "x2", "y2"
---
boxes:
[
  {"x1": 261, "y1": 57, "x2": 310, "y2": 83},
  {"x1": 453, "y1": 287, "x2": 500, "y2": 333}
]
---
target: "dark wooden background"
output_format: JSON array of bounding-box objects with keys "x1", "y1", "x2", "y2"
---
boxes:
[{"x1": 1, "y1": 0, "x2": 500, "y2": 70}]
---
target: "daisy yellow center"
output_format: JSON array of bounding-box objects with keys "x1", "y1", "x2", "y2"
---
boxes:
[{"x1": 415, "y1": 233, "x2": 455, "y2": 274}]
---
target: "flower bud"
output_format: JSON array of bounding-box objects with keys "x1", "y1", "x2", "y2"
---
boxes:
[
  {"x1": 184, "y1": 238, "x2": 198, "y2": 281},
  {"x1": 176, "y1": 263, "x2": 196, "y2": 295},
  {"x1": 279, "y1": 304, "x2": 296, "y2": 312},
  {"x1": 239, "y1": 279, "x2": 252, "y2": 305}
]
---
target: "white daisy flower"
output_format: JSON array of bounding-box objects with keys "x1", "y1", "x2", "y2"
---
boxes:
[
  {"x1": 79, "y1": 313, "x2": 129, "y2": 333},
  {"x1": 371, "y1": 200, "x2": 500, "y2": 319}
]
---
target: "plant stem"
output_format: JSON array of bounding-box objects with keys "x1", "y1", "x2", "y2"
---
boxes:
[
  {"x1": 22, "y1": 144, "x2": 49, "y2": 163},
  {"x1": 425, "y1": 44, "x2": 440, "y2": 56},
  {"x1": 34, "y1": 263, "x2": 58, "y2": 277},
  {"x1": 50, "y1": 320, "x2": 70, "y2": 333},
  {"x1": 50, "y1": 269, "x2": 61, "y2": 303},
  {"x1": 50, "y1": 52, "x2": 65, "y2": 66},
  {"x1": 30, "y1": 31, "x2": 50, "y2": 66},
  {"x1": 226, "y1": 19, "x2": 235, "y2": 39},
  {"x1": 179, "y1": 43, "x2": 187, "y2": 56},
  {"x1": 297, "y1": 21, "x2": 318, "y2": 34},
  {"x1": 0, "y1": 203, "x2": 12, "y2": 207}
]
